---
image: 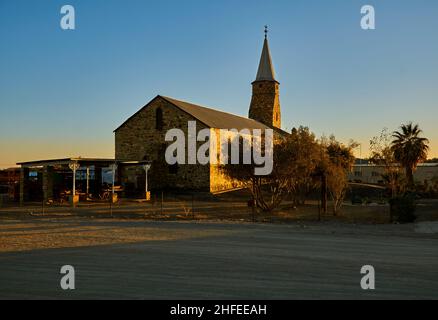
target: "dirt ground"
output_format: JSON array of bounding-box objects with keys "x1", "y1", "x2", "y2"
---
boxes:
[
  {"x1": 0, "y1": 216, "x2": 437, "y2": 299},
  {"x1": 1, "y1": 197, "x2": 438, "y2": 224}
]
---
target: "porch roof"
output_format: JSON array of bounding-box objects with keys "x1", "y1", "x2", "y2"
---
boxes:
[{"x1": 17, "y1": 158, "x2": 151, "y2": 168}]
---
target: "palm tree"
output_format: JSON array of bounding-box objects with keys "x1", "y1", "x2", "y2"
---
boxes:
[{"x1": 391, "y1": 123, "x2": 429, "y2": 188}]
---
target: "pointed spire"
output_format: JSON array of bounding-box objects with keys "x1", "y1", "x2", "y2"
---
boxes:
[{"x1": 254, "y1": 26, "x2": 278, "y2": 83}]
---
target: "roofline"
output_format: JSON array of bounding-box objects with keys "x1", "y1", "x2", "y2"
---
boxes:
[
  {"x1": 114, "y1": 95, "x2": 281, "y2": 133},
  {"x1": 17, "y1": 158, "x2": 74, "y2": 166},
  {"x1": 17, "y1": 158, "x2": 152, "y2": 167},
  {"x1": 17, "y1": 158, "x2": 117, "y2": 167},
  {"x1": 114, "y1": 95, "x2": 162, "y2": 133},
  {"x1": 272, "y1": 126, "x2": 289, "y2": 136},
  {"x1": 159, "y1": 96, "x2": 211, "y2": 129},
  {"x1": 114, "y1": 95, "x2": 213, "y2": 133},
  {"x1": 161, "y1": 96, "x2": 278, "y2": 130}
]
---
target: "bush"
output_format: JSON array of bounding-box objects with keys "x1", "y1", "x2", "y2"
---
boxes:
[{"x1": 389, "y1": 194, "x2": 416, "y2": 223}]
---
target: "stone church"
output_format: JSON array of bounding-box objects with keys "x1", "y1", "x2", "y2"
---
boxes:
[{"x1": 114, "y1": 33, "x2": 287, "y2": 193}]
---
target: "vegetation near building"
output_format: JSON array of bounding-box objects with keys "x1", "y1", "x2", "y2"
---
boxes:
[
  {"x1": 222, "y1": 127, "x2": 357, "y2": 214},
  {"x1": 368, "y1": 123, "x2": 431, "y2": 222},
  {"x1": 391, "y1": 122, "x2": 430, "y2": 189}
]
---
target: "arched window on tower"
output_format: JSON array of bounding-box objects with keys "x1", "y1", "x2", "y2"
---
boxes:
[{"x1": 155, "y1": 108, "x2": 163, "y2": 130}]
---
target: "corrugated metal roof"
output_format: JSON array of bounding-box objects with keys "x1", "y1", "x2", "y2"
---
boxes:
[
  {"x1": 114, "y1": 95, "x2": 278, "y2": 132},
  {"x1": 161, "y1": 96, "x2": 270, "y2": 130},
  {"x1": 17, "y1": 158, "x2": 116, "y2": 167},
  {"x1": 16, "y1": 158, "x2": 151, "y2": 167}
]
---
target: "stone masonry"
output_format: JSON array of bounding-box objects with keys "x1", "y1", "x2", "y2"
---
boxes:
[
  {"x1": 115, "y1": 96, "x2": 211, "y2": 191},
  {"x1": 249, "y1": 80, "x2": 281, "y2": 129}
]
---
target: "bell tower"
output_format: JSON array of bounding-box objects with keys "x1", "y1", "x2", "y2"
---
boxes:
[{"x1": 249, "y1": 26, "x2": 281, "y2": 129}]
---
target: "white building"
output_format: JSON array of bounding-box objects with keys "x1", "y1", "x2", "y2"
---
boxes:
[{"x1": 349, "y1": 163, "x2": 438, "y2": 185}]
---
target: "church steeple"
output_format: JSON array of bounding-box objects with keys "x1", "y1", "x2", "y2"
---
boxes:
[
  {"x1": 254, "y1": 26, "x2": 278, "y2": 83},
  {"x1": 249, "y1": 27, "x2": 281, "y2": 128}
]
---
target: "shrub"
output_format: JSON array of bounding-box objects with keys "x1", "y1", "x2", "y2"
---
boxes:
[{"x1": 389, "y1": 194, "x2": 416, "y2": 223}]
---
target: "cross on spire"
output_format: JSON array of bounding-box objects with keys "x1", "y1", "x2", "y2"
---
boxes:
[{"x1": 264, "y1": 25, "x2": 268, "y2": 39}]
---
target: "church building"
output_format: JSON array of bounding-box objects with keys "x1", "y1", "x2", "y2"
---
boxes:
[{"x1": 114, "y1": 31, "x2": 287, "y2": 193}]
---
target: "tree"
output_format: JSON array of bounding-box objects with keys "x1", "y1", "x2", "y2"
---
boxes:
[
  {"x1": 284, "y1": 127, "x2": 320, "y2": 206},
  {"x1": 325, "y1": 136, "x2": 357, "y2": 215},
  {"x1": 369, "y1": 128, "x2": 404, "y2": 197},
  {"x1": 327, "y1": 165, "x2": 348, "y2": 215},
  {"x1": 221, "y1": 128, "x2": 357, "y2": 216},
  {"x1": 313, "y1": 140, "x2": 330, "y2": 216},
  {"x1": 220, "y1": 134, "x2": 289, "y2": 213},
  {"x1": 391, "y1": 123, "x2": 429, "y2": 189}
]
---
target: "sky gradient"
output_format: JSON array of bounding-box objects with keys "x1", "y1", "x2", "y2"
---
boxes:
[{"x1": 1, "y1": 0, "x2": 438, "y2": 168}]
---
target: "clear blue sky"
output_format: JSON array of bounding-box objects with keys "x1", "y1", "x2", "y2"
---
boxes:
[{"x1": 1, "y1": 0, "x2": 437, "y2": 168}]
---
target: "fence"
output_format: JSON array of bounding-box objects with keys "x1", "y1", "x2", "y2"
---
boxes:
[{"x1": 0, "y1": 190, "x2": 396, "y2": 223}]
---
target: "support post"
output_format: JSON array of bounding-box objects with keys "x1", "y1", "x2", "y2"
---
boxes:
[
  {"x1": 143, "y1": 164, "x2": 151, "y2": 201},
  {"x1": 42, "y1": 166, "x2": 54, "y2": 203},
  {"x1": 86, "y1": 167, "x2": 90, "y2": 199},
  {"x1": 19, "y1": 167, "x2": 30, "y2": 206},
  {"x1": 110, "y1": 163, "x2": 118, "y2": 203},
  {"x1": 69, "y1": 162, "x2": 80, "y2": 207},
  {"x1": 19, "y1": 167, "x2": 24, "y2": 207},
  {"x1": 19, "y1": 167, "x2": 27, "y2": 206}
]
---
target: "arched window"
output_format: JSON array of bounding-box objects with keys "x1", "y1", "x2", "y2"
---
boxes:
[{"x1": 155, "y1": 108, "x2": 163, "y2": 130}]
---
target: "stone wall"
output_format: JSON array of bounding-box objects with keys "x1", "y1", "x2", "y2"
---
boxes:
[
  {"x1": 115, "y1": 96, "x2": 287, "y2": 194},
  {"x1": 115, "y1": 96, "x2": 211, "y2": 191},
  {"x1": 209, "y1": 128, "x2": 244, "y2": 193},
  {"x1": 249, "y1": 80, "x2": 281, "y2": 128},
  {"x1": 208, "y1": 128, "x2": 286, "y2": 193}
]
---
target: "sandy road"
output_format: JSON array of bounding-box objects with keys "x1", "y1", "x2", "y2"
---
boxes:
[{"x1": 0, "y1": 219, "x2": 437, "y2": 299}]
